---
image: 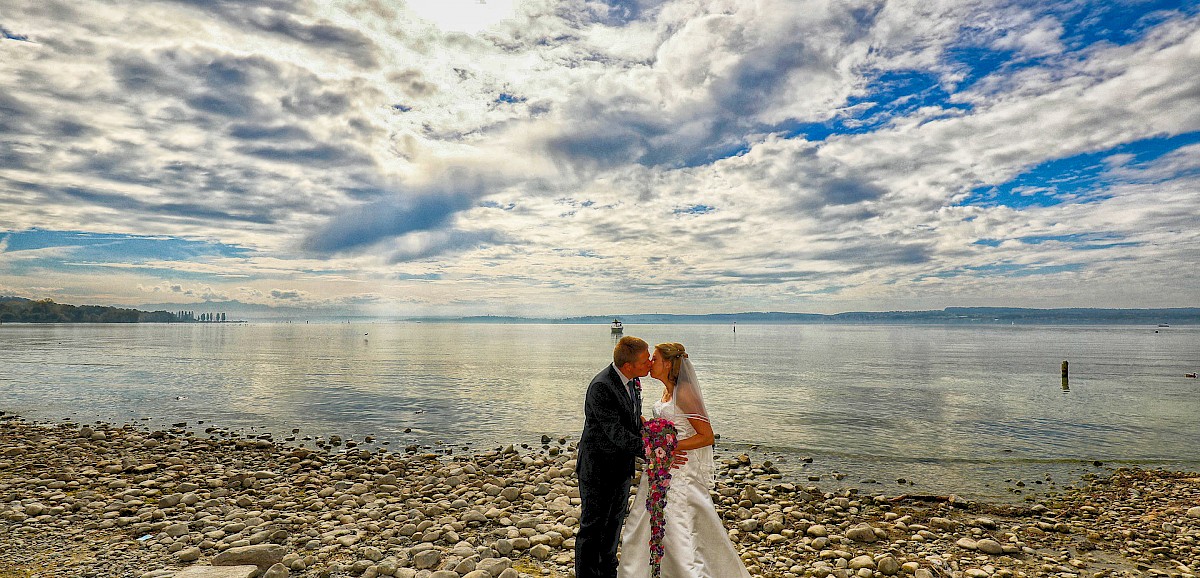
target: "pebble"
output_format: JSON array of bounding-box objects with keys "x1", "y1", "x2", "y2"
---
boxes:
[
  {"x1": 976, "y1": 538, "x2": 1005, "y2": 555},
  {"x1": 0, "y1": 416, "x2": 1194, "y2": 578}
]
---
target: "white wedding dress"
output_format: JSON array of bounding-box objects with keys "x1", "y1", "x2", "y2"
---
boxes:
[{"x1": 617, "y1": 398, "x2": 752, "y2": 578}]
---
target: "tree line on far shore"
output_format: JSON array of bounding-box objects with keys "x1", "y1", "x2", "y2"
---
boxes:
[{"x1": 0, "y1": 297, "x2": 176, "y2": 323}]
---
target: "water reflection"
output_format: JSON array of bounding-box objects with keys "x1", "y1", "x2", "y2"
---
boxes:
[{"x1": 2, "y1": 322, "x2": 1199, "y2": 500}]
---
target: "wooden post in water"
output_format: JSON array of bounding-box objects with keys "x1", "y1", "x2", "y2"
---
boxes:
[{"x1": 1061, "y1": 360, "x2": 1069, "y2": 390}]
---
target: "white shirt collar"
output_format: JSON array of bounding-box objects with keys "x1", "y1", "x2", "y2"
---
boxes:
[{"x1": 612, "y1": 363, "x2": 633, "y2": 385}]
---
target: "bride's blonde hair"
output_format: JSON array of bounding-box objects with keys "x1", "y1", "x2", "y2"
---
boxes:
[{"x1": 655, "y1": 342, "x2": 688, "y2": 385}]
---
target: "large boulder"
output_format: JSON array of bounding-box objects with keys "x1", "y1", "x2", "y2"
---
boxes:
[
  {"x1": 212, "y1": 544, "x2": 288, "y2": 571},
  {"x1": 846, "y1": 523, "x2": 879, "y2": 543}
]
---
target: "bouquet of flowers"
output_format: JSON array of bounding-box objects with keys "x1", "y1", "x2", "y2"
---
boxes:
[{"x1": 641, "y1": 417, "x2": 678, "y2": 578}]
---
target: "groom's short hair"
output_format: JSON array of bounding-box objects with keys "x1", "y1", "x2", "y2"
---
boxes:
[{"x1": 613, "y1": 336, "x2": 649, "y2": 367}]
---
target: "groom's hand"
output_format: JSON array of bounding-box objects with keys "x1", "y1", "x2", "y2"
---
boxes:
[{"x1": 671, "y1": 448, "x2": 689, "y2": 469}]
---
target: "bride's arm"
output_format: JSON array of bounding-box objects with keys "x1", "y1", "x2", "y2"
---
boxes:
[{"x1": 676, "y1": 417, "x2": 714, "y2": 451}]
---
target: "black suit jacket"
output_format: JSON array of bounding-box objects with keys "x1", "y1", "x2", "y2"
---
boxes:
[{"x1": 577, "y1": 364, "x2": 643, "y2": 483}]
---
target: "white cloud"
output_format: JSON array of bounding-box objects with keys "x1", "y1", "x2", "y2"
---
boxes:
[{"x1": 0, "y1": 0, "x2": 1196, "y2": 315}]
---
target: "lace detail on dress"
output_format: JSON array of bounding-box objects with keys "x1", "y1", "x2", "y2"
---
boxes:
[{"x1": 653, "y1": 399, "x2": 697, "y2": 439}]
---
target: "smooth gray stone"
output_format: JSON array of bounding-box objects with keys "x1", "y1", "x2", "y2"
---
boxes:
[
  {"x1": 846, "y1": 523, "x2": 878, "y2": 543},
  {"x1": 262, "y1": 563, "x2": 289, "y2": 578},
  {"x1": 976, "y1": 538, "x2": 1005, "y2": 555},
  {"x1": 876, "y1": 556, "x2": 902, "y2": 576},
  {"x1": 173, "y1": 566, "x2": 259, "y2": 578}
]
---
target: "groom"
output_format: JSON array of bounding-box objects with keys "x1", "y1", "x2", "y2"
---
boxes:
[{"x1": 576, "y1": 335, "x2": 652, "y2": 578}]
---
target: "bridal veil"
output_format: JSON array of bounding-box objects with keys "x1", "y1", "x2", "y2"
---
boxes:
[{"x1": 674, "y1": 356, "x2": 716, "y2": 488}]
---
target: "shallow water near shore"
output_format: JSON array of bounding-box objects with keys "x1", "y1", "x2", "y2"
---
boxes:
[{"x1": 2, "y1": 322, "x2": 1197, "y2": 501}]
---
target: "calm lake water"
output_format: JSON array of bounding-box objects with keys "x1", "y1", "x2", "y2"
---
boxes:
[{"x1": 2, "y1": 322, "x2": 1197, "y2": 501}]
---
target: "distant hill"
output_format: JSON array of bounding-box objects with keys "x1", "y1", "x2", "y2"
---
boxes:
[
  {"x1": 3, "y1": 298, "x2": 1197, "y2": 325},
  {"x1": 1, "y1": 298, "x2": 179, "y2": 323},
  {"x1": 411, "y1": 307, "x2": 1200, "y2": 325}
]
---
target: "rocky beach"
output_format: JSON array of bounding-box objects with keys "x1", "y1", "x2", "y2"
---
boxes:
[{"x1": 2, "y1": 411, "x2": 1198, "y2": 578}]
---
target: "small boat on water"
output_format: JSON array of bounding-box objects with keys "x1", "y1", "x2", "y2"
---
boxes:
[
  {"x1": 610, "y1": 319, "x2": 623, "y2": 334},
  {"x1": 1158, "y1": 323, "x2": 1170, "y2": 327}
]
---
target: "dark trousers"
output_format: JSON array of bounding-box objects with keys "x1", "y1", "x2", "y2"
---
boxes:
[{"x1": 575, "y1": 474, "x2": 632, "y2": 578}]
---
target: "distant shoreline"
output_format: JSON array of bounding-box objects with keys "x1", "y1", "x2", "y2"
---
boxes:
[
  {"x1": 4, "y1": 296, "x2": 1198, "y2": 325},
  {"x1": 409, "y1": 307, "x2": 1200, "y2": 325},
  {"x1": 0, "y1": 297, "x2": 242, "y2": 324}
]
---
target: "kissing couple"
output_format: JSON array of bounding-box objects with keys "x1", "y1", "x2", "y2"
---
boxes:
[{"x1": 576, "y1": 336, "x2": 753, "y2": 578}]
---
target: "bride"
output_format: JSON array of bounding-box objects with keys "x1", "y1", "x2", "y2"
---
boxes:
[{"x1": 618, "y1": 342, "x2": 752, "y2": 578}]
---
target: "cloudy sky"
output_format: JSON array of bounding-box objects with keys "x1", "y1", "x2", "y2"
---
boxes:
[{"x1": 1, "y1": 0, "x2": 1197, "y2": 317}]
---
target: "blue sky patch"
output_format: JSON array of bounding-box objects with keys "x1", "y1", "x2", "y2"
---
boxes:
[
  {"x1": 943, "y1": 1, "x2": 1196, "y2": 93},
  {"x1": 1, "y1": 26, "x2": 31, "y2": 42},
  {"x1": 775, "y1": 3, "x2": 1194, "y2": 148},
  {"x1": 1055, "y1": 0, "x2": 1195, "y2": 51},
  {"x1": 942, "y1": 43, "x2": 1019, "y2": 92},
  {"x1": 975, "y1": 233, "x2": 1140, "y2": 251},
  {"x1": 673, "y1": 204, "x2": 715, "y2": 215},
  {"x1": 1018, "y1": 233, "x2": 1141, "y2": 251},
  {"x1": 922, "y1": 261, "x2": 1083, "y2": 281},
  {"x1": 959, "y1": 131, "x2": 1200, "y2": 208},
  {"x1": 0, "y1": 229, "x2": 253, "y2": 263},
  {"x1": 1020, "y1": 233, "x2": 1114, "y2": 244},
  {"x1": 783, "y1": 70, "x2": 970, "y2": 143},
  {"x1": 391, "y1": 272, "x2": 442, "y2": 281}
]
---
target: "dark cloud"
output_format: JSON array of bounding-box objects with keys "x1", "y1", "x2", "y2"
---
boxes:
[
  {"x1": 704, "y1": 270, "x2": 820, "y2": 286},
  {"x1": 7, "y1": 178, "x2": 274, "y2": 225},
  {"x1": 54, "y1": 120, "x2": 91, "y2": 138},
  {"x1": 544, "y1": 5, "x2": 884, "y2": 170},
  {"x1": 110, "y1": 49, "x2": 281, "y2": 123},
  {"x1": 810, "y1": 240, "x2": 933, "y2": 267},
  {"x1": 0, "y1": 91, "x2": 34, "y2": 134},
  {"x1": 186, "y1": 92, "x2": 259, "y2": 117},
  {"x1": 102, "y1": 45, "x2": 381, "y2": 176},
  {"x1": 388, "y1": 69, "x2": 438, "y2": 98},
  {"x1": 168, "y1": 1, "x2": 380, "y2": 68},
  {"x1": 281, "y1": 89, "x2": 352, "y2": 116},
  {"x1": 238, "y1": 144, "x2": 352, "y2": 165},
  {"x1": 0, "y1": 145, "x2": 30, "y2": 171},
  {"x1": 229, "y1": 123, "x2": 312, "y2": 141},
  {"x1": 249, "y1": 13, "x2": 380, "y2": 68},
  {"x1": 301, "y1": 191, "x2": 479, "y2": 255},
  {"x1": 815, "y1": 177, "x2": 888, "y2": 206},
  {"x1": 547, "y1": 121, "x2": 655, "y2": 170},
  {"x1": 388, "y1": 229, "x2": 506, "y2": 262}
]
